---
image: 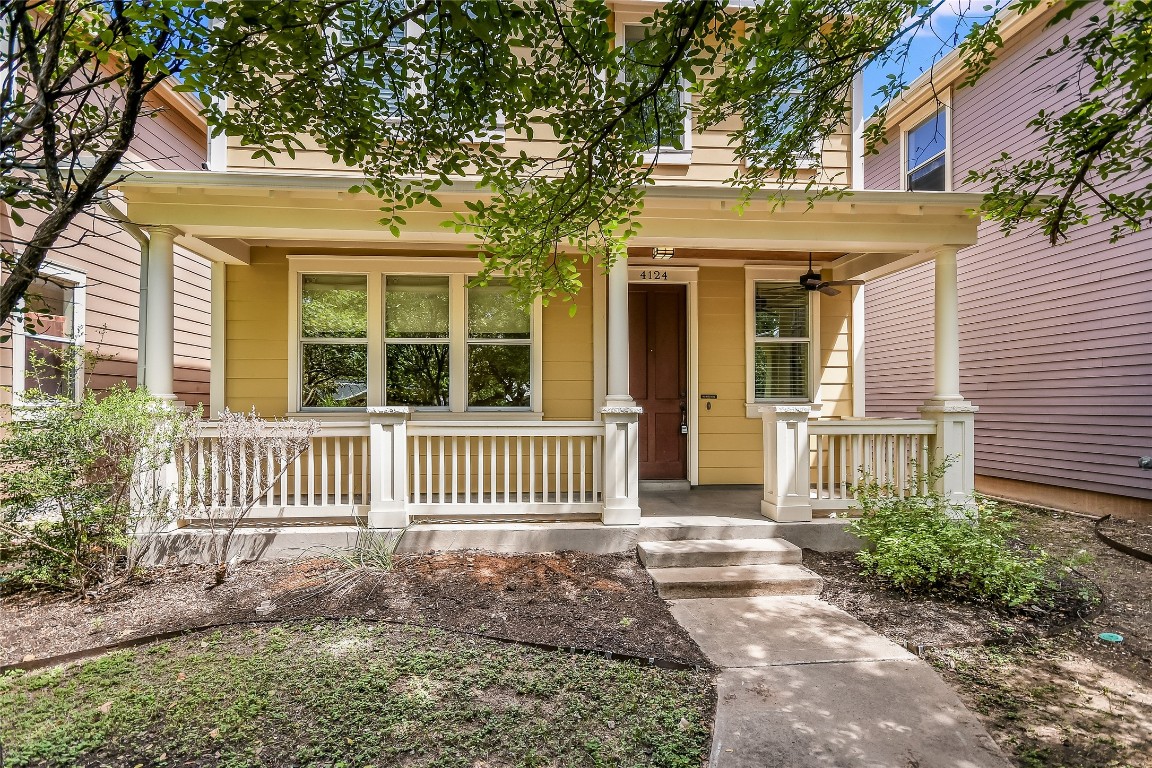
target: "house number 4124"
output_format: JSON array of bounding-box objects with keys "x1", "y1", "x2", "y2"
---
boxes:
[{"x1": 638, "y1": 270, "x2": 668, "y2": 281}]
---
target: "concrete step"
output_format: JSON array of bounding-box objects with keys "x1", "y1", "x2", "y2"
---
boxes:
[
  {"x1": 647, "y1": 563, "x2": 823, "y2": 599},
  {"x1": 637, "y1": 516, "x2": 784, "y2": 542},
  {"x1": 638, "y1": 538, "x2": 802, "y2": 568}
]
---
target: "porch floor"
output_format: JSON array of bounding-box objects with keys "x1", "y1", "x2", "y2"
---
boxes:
[{"x1": 639, "y1": 488, "x2": 764, "y2": 520}]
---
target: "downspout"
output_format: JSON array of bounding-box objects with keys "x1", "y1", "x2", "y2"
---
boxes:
[{"x1": 98, "y1": 198, "x2": 149, "y2": 387}]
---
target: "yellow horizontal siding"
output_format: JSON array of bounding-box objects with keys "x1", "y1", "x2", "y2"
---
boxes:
[
  {"x1": 541, "y1": 273, "x2": 594, "y2": 421},
  {"x1": 226, "y1": 249, "x2": 289, "y2": 417}
]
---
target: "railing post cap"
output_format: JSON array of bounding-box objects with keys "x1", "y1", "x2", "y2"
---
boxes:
[{"x1": 759, "y1": 404, "x2": 810, "y2": 420}]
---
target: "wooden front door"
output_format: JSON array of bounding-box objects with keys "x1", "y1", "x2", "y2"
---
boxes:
[{"x1": 629, "y1": 283, "x2": 688, "y2": 480}]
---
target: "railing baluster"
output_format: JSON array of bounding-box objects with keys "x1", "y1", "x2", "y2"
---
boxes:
[
  {"x1": 529, "y1": 436, "x2": 536, "y2": 503},
  {"x1": 489, "y1": 436, "x2": 497, "y2": 504},
  {"x1": 542, "y1": 436, "x2": 549, "y2": 503},
  {"x1": 476, "y1": 435, "x2": 484, "y2": 503},
  {"x1": 567, "y1": 437, "x2": 574, "y2": 504},
  {"x1": 333, "y1": 437, "x2": 342, "y2": 505},
  {"x1": 503, "y1": 436, "x2": 510, "y2": 504},
  {"x1": 464, "y1": 436, "x2": 471, "y2": 504},
  {"x1": 579, "y1": 438, "x2": 587, "y2": 503},
  {"x1": 554, "y1": 437, "x2": 561, "y2": 504},
  {"x1": 516, "y1": 436, "x2": 524, "y2": 503},
  {"x1": 451, "y1": 435, "x2": 459, "y2": 504},
  {"x1": 320, "y1": 438, "x2": 329, "y2": 506},
  {"x1": 592, "y1": 436, "x2": 601, "y2": 502}
]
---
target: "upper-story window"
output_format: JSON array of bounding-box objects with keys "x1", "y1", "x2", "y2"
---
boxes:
[
  {"x1": 743, "y1": 57, "x2": 821, "y2": 170},
  {"x1": 905, "y1": 107, "x2": 947, "y2": 191},
  {"x1": 336, "y1": 0, "x2": 409, "y2": 118},
  {"x1": 621, "y1": 24, "x2": 690, "y2": 162},
  {"x1": 11, "y1": 266, "x2": 85, "y2": 403}
]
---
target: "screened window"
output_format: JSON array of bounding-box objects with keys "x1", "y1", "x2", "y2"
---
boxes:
[
  {"x1": 19, "y1": 275, "x2": 81, "y2": 400},
  {"x1": 300, "y1": 274, "x2": 369, "y2": 408},
  {"x1": 753, "y1": 283, "x2": 809, "y2": 400},
  {"x1": 622, "y1": 24, "x2": 688, "y2": 155},
  {"x1": 385, "y1": 275, "x2": 451, "y2": 407},
  {"x1": 906, "y1": 108, "x2": 947, "y2": 191}
]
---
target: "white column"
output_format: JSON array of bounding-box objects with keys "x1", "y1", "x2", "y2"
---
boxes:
[
  {"x1": 759, "y1": 405, "x2": 813, "y2": 522},
  {"x1": 367, "y1": 406, "x2": 410, "y2": 528},
  {"x1": 604, "y1": 252, "x2": 633, "y2": 404},
  {"x1": 143, "y1": 225, "x2": 181, "y2": 400},
  {"x1": 209, "y1": 261, "x2": 226, "y2": 418},
  {"x1": 921, "y1": 246, "x2": 978, "y2": 510},
  {"x1": 933, "y1": 246, "x2": 963, "y2": 402},
  {"x1": 601, "y1": 406, "x2": 642, "y2": 525}
]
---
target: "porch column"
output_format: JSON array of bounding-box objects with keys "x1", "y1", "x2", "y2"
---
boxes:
[
  {"x1": 143, "y1": 225, "x2": 181, "y2": 401},
  {"x1": 367, "y1": 406, "x2": 410, "y2": 528},
  {"x1": 604, "y1": 252, "x2": 633, "y2": 405},
  {"x1": 920, "y1": 246, "x2": 978, "y2": 510},
  {"x1": 760, "y1": 405, "x2": 813, "y2": 522}
]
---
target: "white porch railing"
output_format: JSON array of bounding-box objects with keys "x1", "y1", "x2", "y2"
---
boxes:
[
  {"x1": 405, "y1": 422, "x2": 603, "y2": 518},
  {"x1": 174, "y1": 423, "x2": 371, "y2": 516},
  {"x1": 808, "y1": 419, "x2": 937, "y2": 511},
  {"x1": 169, "y1": 408, "x2": 641, "y2": 527}
]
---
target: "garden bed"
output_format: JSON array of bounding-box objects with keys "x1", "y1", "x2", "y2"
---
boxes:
[
  {"x1": 804, "y1": 507, "x2": 1152, "y2": 768},
  {"x1": 1, "y1": 551, "x2": 708, "y2": 669},
  {"x1": 0, "y1": 620, "x2": 714, "y2": 767}
]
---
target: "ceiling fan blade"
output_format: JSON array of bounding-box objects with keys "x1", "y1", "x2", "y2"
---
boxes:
[
  {"x1": 825, "y1": 280, "x2": 865, "y2": 287},
  {"x1": 818, "y1": 285, "x2": 842, "y2": 296}
]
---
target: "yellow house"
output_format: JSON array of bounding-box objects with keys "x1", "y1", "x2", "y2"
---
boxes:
[{"x1": 114, "y1": 9, "x2": 982, "y2": 537}]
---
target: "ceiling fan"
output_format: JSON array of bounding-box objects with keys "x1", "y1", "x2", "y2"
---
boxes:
[{"x1": 799, "y1": 253, "x2": 863, "y2": 296}]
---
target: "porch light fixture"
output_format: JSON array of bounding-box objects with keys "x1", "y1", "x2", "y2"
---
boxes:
[{"x1": 652, "y1": 247, "x2": 675, "y2": 260}]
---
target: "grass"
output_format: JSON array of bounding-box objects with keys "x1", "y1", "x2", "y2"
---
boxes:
[{"x1": 1, "y1": 620, "x2": 714, "y2": 768}]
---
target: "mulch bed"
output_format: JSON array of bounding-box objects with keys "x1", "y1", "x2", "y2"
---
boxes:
[{"x1": 1, "y1": 551, "x2": 708, "y2": 668}]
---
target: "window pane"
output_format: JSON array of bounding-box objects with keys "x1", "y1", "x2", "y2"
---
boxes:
[
  {"x1": 908, "y1": 154, "x2": 947, "y2": 191},
  {"x1": 302, "y1": 343, "x2": 368, "y2": 408},
  {"x1": 907, "y1": 109, "x2": 946, "y2": 171},
  {"x1": 24, "y1": 337, "x2": 76, "y2": 397},
  {"x1": 755, "y1": 342, "x2": 808, "y2": 400},
  {"x1": 755, "y1": 284, "x2": 808, "y2": 338},
  {"x1": 23, "y1": 277, "x2": 74, "y2": 339},
  {"x1": 301, "y1": 275, "x2": 368, "y2": 338},
  {"x1": 386, "y1": 343, "x2": 450, "y2": 407},
  {"x1": 469, "y1": 344, "x2": 531, "y2": 408},
  {"x1": 386, "y1": 276, "x2": 450, "y2": 339},
  {"x1": 468, "y1": 280, "x2": 530, "y2": 339},
  {"x1": 623, "y1": 26, "x2": 685, "y2": 150}
]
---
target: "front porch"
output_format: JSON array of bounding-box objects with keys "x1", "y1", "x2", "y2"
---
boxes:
[{"x1": 117, "y1": 172, "x2": 982, "y2": 540}]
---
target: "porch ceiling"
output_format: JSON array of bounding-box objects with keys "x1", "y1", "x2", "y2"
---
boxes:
[{"x1": 115, "y1": 170, "x2": 982, "y2": 267}]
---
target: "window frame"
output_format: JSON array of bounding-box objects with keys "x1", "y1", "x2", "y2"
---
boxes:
[
  {"x1": 900, "y1": 96, "x2": 951, "y2": 192},
  {"x1": 617, "y1": 19, "x2": 693, "y2": 166},
  {"x1": 742, "y1": 56, "x2": 823, "y2": 171},
  {"x1": 288, "y1": 258, "x2": 541, "y2": 417},
  {"x1": 9, "y1": 262, "x2": 86, "y2": 406},
  {"x1": 744, "y1": 267, "x2": 818, "y2": 410}
]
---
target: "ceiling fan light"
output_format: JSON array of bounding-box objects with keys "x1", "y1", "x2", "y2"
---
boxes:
[{"x1": 651, "y1": 247, "x2": 675, "y2": 260}]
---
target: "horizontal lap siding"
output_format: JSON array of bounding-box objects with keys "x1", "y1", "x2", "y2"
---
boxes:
[
  {"x1": 225, "y1": 250, "x2": 290, "y2": 417},
  {"x1": 863, "y1": 0, "x2": 1152, "y2": 501},
  {"x1": 541, "y1": 266, "x2": 594, "y2": 420},
  {"x1": 128, "y1": 97, "x2": 206, "y2": 171}
]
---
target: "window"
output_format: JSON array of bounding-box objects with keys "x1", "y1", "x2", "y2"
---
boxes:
[
  {"x1": 300, "y1": 274, "x2": 369, "y2": 408},
  {"x1": 742, "y1": 57, "x2": 821, "y2": 169},
  {"x1": 296, "y1": 269, "x2": 534, "y2": 412},
  {"x1": 752, "y1": 283, "x2": 809, "y2": 400},
  {"x1": 335, "y1": 0, "x2": 409, "y2": 118},
  {"x1": 621, "y1": 24, "x2": 690, "y2": 160},
  {"x1": 906, "y1": 108, "x2": 947, "y2": 191},
  {"x1": 11, "y1": 266, "x2": 85, "y2": 403}
]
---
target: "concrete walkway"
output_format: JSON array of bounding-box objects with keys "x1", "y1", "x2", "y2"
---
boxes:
[{"x1": 668, "y1": 596, "x2": 1011, "y2": 768}]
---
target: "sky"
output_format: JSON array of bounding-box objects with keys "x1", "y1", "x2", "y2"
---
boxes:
[{"x1": 862, "y1": 2, "x2": 987, "y2": 115}]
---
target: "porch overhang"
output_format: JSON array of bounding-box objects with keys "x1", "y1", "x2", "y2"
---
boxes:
[{"x1": 113, "y1": 170, "x2": 982, "y2": 263}]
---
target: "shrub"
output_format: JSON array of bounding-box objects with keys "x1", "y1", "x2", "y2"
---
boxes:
[
  {"x1": 0, "y1": 384, "x2": 195, "y2": 595},
  {"x1": 846, "y1": 464, "x2": 1069, "y2": 608}
]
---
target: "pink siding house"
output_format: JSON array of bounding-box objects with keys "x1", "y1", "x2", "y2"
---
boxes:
[
  {"x1": 863, "y1": 1, "x2": 1152, "y2": 518},
  {"x1": 0, "y1": 82, "x2": 213, "y2": 409}
]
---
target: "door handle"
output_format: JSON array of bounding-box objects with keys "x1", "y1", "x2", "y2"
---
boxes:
[{"x1": 680, "y1": 403, "x2": 688, "y2": 435}]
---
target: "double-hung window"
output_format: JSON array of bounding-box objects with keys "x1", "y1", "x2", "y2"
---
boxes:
[
  {"x1": 621, "y1": 24, "x2": 690, "y2": 161},
  {"x1": 905, "y1": 108, "x2": 948, "y2": 191},
  {"x1": 743, "y1": 57, "x2": 821, "y2": 170},
  {"x1": 300, "y1": 274, "x2": 370, "y2": 408},
  {"x1": 12, "y1": 266, "x2": 85, "y2": 402},
  {"x1": 752, "y1": 283, "x2": 810, "y2": 401},
  {"x1": 296, "y1": 270, "x2": 533, "y2": 412},
  {"x1": 336, "y1": 0, "x2": 409, "y2": 119}
]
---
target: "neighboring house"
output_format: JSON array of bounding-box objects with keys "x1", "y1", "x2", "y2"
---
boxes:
[
  {"x1": 0, "y1": 81, "x2": 214, "y2": 409},
  {"x1": 111, "y1": 2, "x2": 985, "y2": 531},
  {"x1": 863, "y1": 0, "x2": 1152, "y2": 518}
]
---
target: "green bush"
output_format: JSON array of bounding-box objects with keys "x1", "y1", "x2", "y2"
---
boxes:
[
  {"x1": 0, "y1": 384, "x2": 195, "y2": 595},
  {"x1": 846, "y1": 464, "x2": 1069, "y2": 608}
]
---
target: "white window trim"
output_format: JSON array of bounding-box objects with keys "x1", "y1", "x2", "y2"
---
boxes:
[
  {"x1": 616, "y1": 18, "x2": 693, "y2": 166},
  {"x1": 288, "y1": 257, "x2": 541, "y2": 417},
  {"x1": 899, "y1": 93, "x2": 952, "y2": 192},
  {"x1": 10, "y1": 262, "x2": 86, "y2": 407},
  {"x1": 743, "y1": 265, "x2": 820, "y2": 418}
]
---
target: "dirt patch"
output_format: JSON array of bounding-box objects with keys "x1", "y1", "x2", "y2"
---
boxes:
[
  {"x1": 803, "y1": 506, "x2": 1152, "y2": 768},
  {"x1": 0, "y1": 551, "x2": 708, "y2": 668}
]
